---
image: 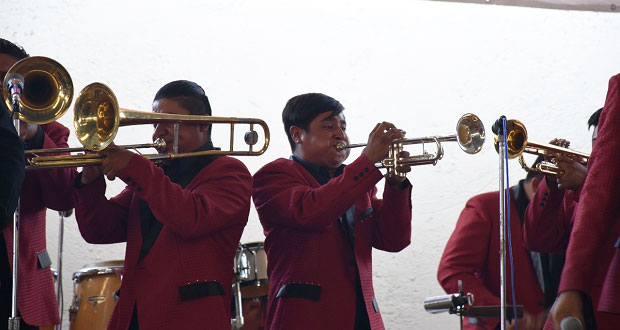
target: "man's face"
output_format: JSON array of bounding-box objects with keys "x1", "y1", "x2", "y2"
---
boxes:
[
  {"x1": 591, "y1": 125, "x2": 598, "y2": 147},
  {"x1": 291, "y1": 111, "x2": 350, "y2": 172},
  {"x1": 152, "y1": 98, "x2": 208, "y2": 154},
  {"x1": 0, "y1": 53, "x2": 19, "y2": 106}
]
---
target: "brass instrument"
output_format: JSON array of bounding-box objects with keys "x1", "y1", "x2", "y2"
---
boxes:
[
  {"x1": 336, "y1": 113, "x2": 486, "y2": 177},
  {"x1": 494, "y1": 119, "x2": 589, "y2": 176},
  {"x1": 26, "y1": 82, "x2": 270, "y2": 169},
  {"x1": 2, "y1": 56, "x2": 73, "y2": 124}
]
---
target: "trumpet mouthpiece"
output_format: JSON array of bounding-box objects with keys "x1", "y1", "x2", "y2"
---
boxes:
[{"x1": 335, "y1": 143, "x2": 347, "y2": 151}]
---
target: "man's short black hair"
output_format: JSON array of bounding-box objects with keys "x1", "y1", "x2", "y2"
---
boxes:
[
  {"x1": 153, "y1": 80, "x2": 212, "y2": 138},
  {"x1": 588, "y1": 108, "x2": 603, "y2": 129},
  {"x1": 0, "y1": 38, "x2": 29, "y2": 60},
  {"x1": 282, "y1": 93, "x2": 345, "y2": 152}
]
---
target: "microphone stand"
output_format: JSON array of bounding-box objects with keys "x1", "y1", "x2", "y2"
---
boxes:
[
  {"x1": 493, "y1": 116, "x2": 508, "y2": 330},
  {"x1": 6, "y1": 73, "x2": 24, "y2": 330},
  {"x1": 55, "y1": 210, "x2": 72, "y2": 330}
]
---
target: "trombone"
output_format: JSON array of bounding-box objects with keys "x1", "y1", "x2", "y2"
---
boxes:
[
  {"x1": 336, "y1": 113, "x2": 486, "y2": 177},
  {"x1": 26, "y1": 82, "x2": 270, "y2": 169},
  {"x1": 494, "y1": 119, "x2": 589, "y2": 176},
  {"x1": 2, "y1": 56, "x2": 73, "y2": 124}
]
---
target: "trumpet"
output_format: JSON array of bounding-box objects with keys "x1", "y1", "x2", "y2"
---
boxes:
[
  {"x1": 26, "y1": 82, "x2": 270, "y2": 169},
  {"x1": 336, "y1": 113, "x2": 486, "y2": 177},
  {"x1": 494, "y1": 119, "x2": 589, "y2": 176},
  {"x1": 2, "y1": 56, "x2": 73, "y2": 124}
]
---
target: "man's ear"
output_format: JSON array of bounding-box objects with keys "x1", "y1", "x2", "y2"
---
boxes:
[{"x1": 289, "y1": 126, "x2": 303, "y2": 144}]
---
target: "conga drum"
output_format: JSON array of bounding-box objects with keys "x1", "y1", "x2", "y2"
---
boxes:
[{"x1": 69, "y1": 260, "x2": 123, "y2": 330}]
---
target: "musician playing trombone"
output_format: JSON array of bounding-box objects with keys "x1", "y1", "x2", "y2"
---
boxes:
[
  {"x1": 73, "y1": 80, "x2": 252, "y2": 329},
  {"x1": 522, "y1": 108, "x2": 602, "y2": 329},
  {"x1": 0, "y1": 38, "x2": 76, "y2": 330},
  {"x1": 252, "y1": 93, "x2": 412, "y2": 330}
]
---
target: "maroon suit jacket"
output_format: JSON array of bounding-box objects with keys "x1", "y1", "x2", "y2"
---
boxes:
[
  {"x1": 522, "y1": 177, "x2": 581, "y2": 254},
  {"x1": 3, "y1": 122, "x2": 76, "y2": 326},
  {"x1": 74, "y1": 155, "x2": 251, "y2": 330},
  {"x1": 438, "y1": 189, "x2": 545, "y2": 330},
  {"x1": 252, "y1": 155, "x2": 412, "y2": 330},
  {"x1": 559, "y1": 74, "x2": 620, "y2": 320}
]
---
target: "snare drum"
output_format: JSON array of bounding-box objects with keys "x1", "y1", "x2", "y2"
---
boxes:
[
  {"x1": 69, "y1": 260, "x2": 123, "y2": 330},
  {"x1": 234, "y1": 242, "x2": 268, "y2": 298}
]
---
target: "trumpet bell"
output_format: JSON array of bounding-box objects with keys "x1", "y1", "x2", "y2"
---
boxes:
[
  {"x1": 73, "y1": 82, "x2": 120, "y2": 151},
  {"x1": 456, "y1": 113, "x2": 486, "y2": 154},
  {"x1": 493, "y1": 119, "x2": 527, "y2": 159},
  {"x1": 2, "y1": 56, "x2": 73, "y2": 124}
]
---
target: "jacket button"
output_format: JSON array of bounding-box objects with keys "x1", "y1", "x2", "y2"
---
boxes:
[{"x1": 353, "y1": 176, "x2": 358, "y2": 181}]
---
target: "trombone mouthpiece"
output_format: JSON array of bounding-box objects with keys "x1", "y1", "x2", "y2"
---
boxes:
[{"x1": 335, "y1": 143, "x2": 347, "y2": 151}]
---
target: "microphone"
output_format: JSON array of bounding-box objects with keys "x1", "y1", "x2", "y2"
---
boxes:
[
  {"x1": 491, "y1": 116, "x2": 507, "y2": 135},
  {"x1": 424, "y1": 292, "x2": 474, "y2": 314},
  {"x1": 5, "y1": 73, "x2": 24, "y2": 97},
  {"x1": 560, "y1": 316, "x2": 583, "y2": 330}
]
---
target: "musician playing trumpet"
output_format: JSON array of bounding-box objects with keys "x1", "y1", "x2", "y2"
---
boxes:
[
  {"x1": 73, "y1": 80, "x2": 252, "y2": 329},
  {"x1": 252, "y1": 93, "x2": 412, "y2": 330}
]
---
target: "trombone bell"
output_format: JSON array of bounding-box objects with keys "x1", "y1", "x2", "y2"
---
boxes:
[{"x1": 2, "y1": 56, "x2": 73, "y2": 124}]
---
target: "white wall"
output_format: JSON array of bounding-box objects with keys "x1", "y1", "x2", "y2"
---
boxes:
[{"x1": 3, "y1": 0, "x2": 619, "y2": 329}]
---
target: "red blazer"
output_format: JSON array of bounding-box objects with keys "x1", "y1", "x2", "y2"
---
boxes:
[
  {"x1": 3, "y1": 122, "x2": 76, "y2": 326},
  {"x1": 74, "y1": 155, "x2": 251, "y2": 330},
  {"x1": 522, "y1": 177, "x2": 581, "y2": 254},
  {"x1": 559, "y1": 74, "x2": 620, "y2": 320},
  {"x1": 252, "y1": 155, "x2": 412, "y2": 330},
  {"x1": 437, "y1": 190, "x2": 545, "y2": 330}
]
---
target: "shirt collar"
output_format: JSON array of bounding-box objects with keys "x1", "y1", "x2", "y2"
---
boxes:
[{"x1": 291, "y1": 154, "x2": 345, "y2": 185}]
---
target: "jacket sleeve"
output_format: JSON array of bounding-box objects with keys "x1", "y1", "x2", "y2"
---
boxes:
[
  {"x1": 27, "y1": 122, "x2": 77, "y2": 211},
  {"x1": 438, "y1": 197, "x2": 500, "y2": 309},
  {"x1": 0, "y1": 109, "x2": 24, "y2": 230},
  {"x1": 559, "y1": 74, "x2": 620, "y2": 294},
  {"x1": 74, "y1": 175, "x2": 131, "y2": 244},
  {"x1": 252, "y1": 155, "x2": 384, "y2": 231},
  {"x1": 118, "y1": 155, "x2": 251, "y2": 239},
  {"x1": 371, "y1": 181, "x2": 413, "y2": 252},
  {"x1": 522, "y1": 176, "x2": 576, "y2": 253}
]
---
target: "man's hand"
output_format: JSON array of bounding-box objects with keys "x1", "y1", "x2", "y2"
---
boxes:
[
  {"x1": 99, "y1": 144, "x2": 134, "y2": 181},
  {"x1": 550, "y1": 291, "x2": 584, "y2": 330},
  {"x1": 19, "y1": 120, "x2": 39, "y2": 142},
  {"x1": 362, "y1": 121, "x2": 405, "y2": 164},
  {"x1": 555, "y1": 155, "x2": 587, "y2": 190}
]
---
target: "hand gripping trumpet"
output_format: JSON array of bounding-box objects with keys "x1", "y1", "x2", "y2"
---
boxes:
[
  {"x1": 25, "y1": 82, "x2": 270, "y2": 169},
  {"x1": 335, "y1": 113, "x2": 486, "y2": 177},
  {"x1": 493, "y1": 119, "x2": 589, "y2": 177}
]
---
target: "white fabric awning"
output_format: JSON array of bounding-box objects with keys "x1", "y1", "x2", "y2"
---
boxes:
[{"x1": 429, "y1": 0, "x2": 619, "y2": 12}]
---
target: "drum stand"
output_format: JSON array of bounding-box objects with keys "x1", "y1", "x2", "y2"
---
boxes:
[
  {"x1": 55, "y1": 210, "x2": 72, "y2": 330},
  {"x1": 6, "y1": 73, "x2": 24, "y2": 330},
  {"x1": 231, "y1": 245, "x2": 249, "y2": 330}
]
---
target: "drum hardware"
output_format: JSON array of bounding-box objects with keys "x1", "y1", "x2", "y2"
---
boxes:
[
  {"x1": 336, "y1": 113, "x2": 486, "y2": 177},
  {"x1": 25, "y1": 82, "x2": 271, "y2": 169},
  {"x1": 493, "y1": 118, "x2": 589, "y2": 177},
  {"x1": 232, "y1": 242, "x2": 269, "y2": 330}
]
